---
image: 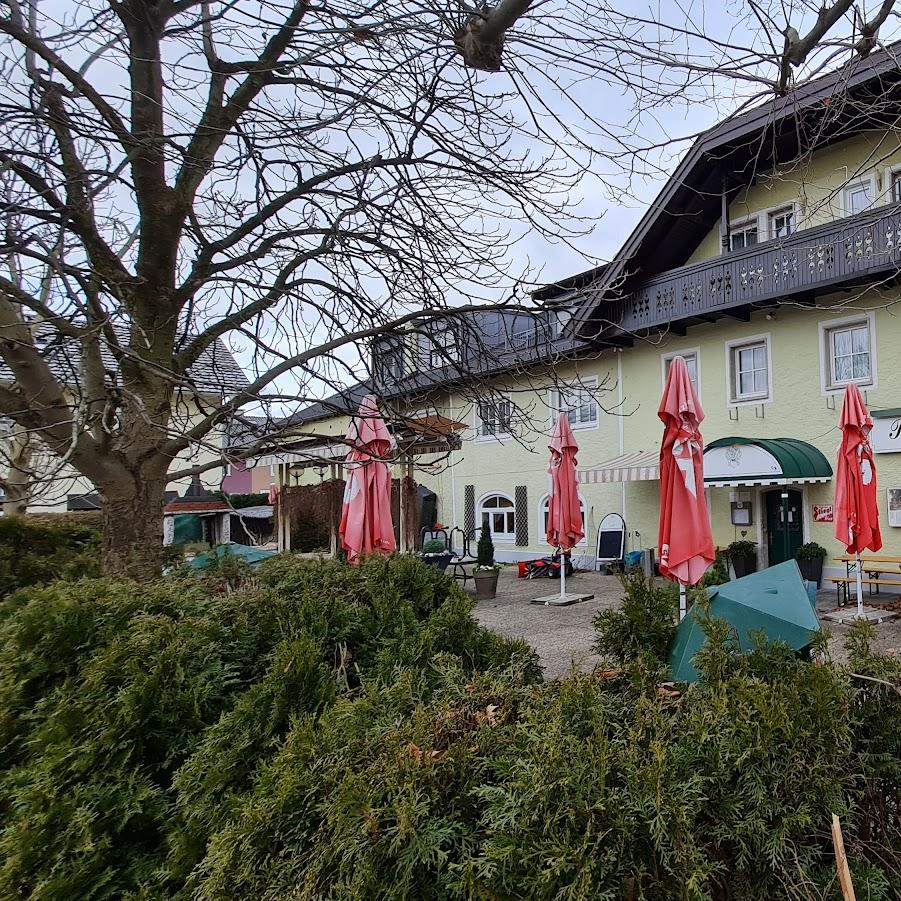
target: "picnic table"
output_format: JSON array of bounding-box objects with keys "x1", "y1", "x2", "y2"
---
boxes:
[{"x1": 830, "y1": 554, "x2": 901, "y2": 606}]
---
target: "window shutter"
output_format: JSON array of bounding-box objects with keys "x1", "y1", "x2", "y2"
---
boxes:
[
  {"x1": 514, "y1": 485, "x2": 528, "y2": 546},
  {"x1": 464, "y1": 485, "x2": 475, "y2": 534}
]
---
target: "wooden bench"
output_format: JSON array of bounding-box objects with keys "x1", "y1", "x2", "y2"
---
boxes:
[
  {"x1": 831, "y1": 554, "x2": 901, "y2": 605},
  {"x1": 830, "y1": 576, "x2": 901, "y2": 605},
  {"x1": 836, "y1": 554, "x2": 901, "y2": 564}
]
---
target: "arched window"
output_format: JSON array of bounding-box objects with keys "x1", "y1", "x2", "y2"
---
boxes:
[
  {"x1": 539, "y1": 494, "x2": 587, "y2": 545},
  {"x1": 478, "y1": 493, "x2": 516, "y2": 541}
]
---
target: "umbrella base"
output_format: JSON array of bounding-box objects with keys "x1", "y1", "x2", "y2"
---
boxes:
[
  {"x1": 821, "y1": 606, "x2": 900, "y2": 625},
  {"x1": 530, "y1": 592, "x2": 594, "y2": 607}
]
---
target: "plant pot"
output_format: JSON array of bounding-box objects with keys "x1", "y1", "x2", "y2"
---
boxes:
[
  {"x1": 731, "y1": 553, "x2": 758, "y2": 578},
  {"x1": 422, "y1": 552, "x2": 454, "y2": 572},
  {"x1": 797, "y1": 557, "x2": 824, "y2": 587},
  {"x1": 473, "y1": 569, "x2": 499, "y2": 599}
]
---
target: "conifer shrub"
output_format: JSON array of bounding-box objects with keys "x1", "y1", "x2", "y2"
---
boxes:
[
  {"x1": 0, "y1": 554, "x2": 537, "y2": 899},
  {"x1": 592, "y1": 568, "x2": 679, "y2": 667},
  {"x1": 701, "y1": 550, "x2": 730, "y2": 587},
  {"x1": 0, "y1": 516, "x2": 100, "y2": 597},
  {"x1": 476, "y1": 522, "x2": 496, "y2": 569},
  {"x1": 2, "y1": 556, "x2": 900, "y2": 899}
]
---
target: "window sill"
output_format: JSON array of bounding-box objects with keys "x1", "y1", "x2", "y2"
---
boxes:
[
  {"x1": 728, "y1": 395, "x2": 772, "y2": 408},
  {"x1": 825, "y1": 379, "x2": 873, "y2": 394},
  {"x1": 474, "y1": 433, "x2": 513, "y2": 444}
]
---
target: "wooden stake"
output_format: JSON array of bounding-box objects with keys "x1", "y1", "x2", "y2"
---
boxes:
[{"x1": 831, "y1": 813, "x2": 856, "y2": 901}]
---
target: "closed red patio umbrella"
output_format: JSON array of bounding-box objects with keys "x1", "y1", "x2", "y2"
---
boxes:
[
  {"x1": 834, "y1": 383, "x2": 882, "y2": 616},
  {"x1": 546, "y1": 412, "x2": 584, "y2": 600},
  {"x1": 658, "y1": 355, "x2": 715, "y2": 619},
  {"x1": 338, "y1": 395, "x2": 396, "y2": 564}
]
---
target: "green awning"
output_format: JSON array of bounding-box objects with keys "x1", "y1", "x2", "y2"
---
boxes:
[
  {"x1": 872, "y1": 408, "x2": 901, "y2": 419},
  {"x1": 703, "y1": 437, "x2": 832, "y2": 488}
]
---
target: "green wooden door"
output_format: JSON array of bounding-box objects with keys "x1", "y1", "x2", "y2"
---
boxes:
[{"x1": 765, "y1": 490, "x2": 803, "y2": 565}]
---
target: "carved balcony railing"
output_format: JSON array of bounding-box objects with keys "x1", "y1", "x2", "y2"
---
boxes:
[{"x1": 611, "y1": 200, "x2": 901, "y2": 333}]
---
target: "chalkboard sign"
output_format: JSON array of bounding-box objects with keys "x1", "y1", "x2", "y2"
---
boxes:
[
  {"x1": 596, "y1": 514, "x2": 625, "y2": 563},
  {"x1": 597, "y1": 530, "x2": 622, "y2": 560}
]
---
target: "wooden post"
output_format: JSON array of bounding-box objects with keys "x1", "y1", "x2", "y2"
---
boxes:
[
  {"x1": 398, "y1": 454, "x2": 407, "y2": 552},
  {"x1": 407, "y1": 460, "x2": 415, "y2": 550},
  {"x1": 720, "y1": 179, "x2": 731, "y2": 253},
  {"x1": 281, "y1": 463, "x2": 292, "y2": 552},
  {"x1": 831, "y1": 814, "x2": 856, "y2": 901},
  {"x1": 329, "y1": 462, "x2": 338, "y2": 557}
]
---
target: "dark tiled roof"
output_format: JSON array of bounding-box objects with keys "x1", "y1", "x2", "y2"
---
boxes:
[
  {"x1": 1, "y1": 321, "x2": 248, "y2": 396},
  {"x1": 282, "y1": 381, "x2": 374, "y2": 425},
  {"x1": 224, "y1": 414, "x2": 270, "y2": 451}
]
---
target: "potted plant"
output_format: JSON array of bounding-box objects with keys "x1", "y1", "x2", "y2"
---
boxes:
[
  {"x1": 473, "y1": 523, "x2": 501, "y2": 599},
  {"x1": 421, "y1": 538, "x2": 454, "y2": 572},
  {"x1": 795, "y1": 541, "x2": 827, "y2": 587},
  {"x1": 727, "y1": 540, "x2": 758, "y2": 578}
]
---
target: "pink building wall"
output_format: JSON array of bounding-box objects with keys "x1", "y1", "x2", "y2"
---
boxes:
[{"x1": 221, "y1": 462, "x2": 273, "y2": 495}]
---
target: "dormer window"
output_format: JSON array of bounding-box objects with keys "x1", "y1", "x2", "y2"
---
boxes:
[
  {"x1": 427, "y1": 326, "x2": 460, "y2": 370},
  {"x1": 552, "y1": 309, "x2": 572, "y2": 339},
  {"x1": 376, "y1": 341, "x2": 404, "y2": 383}
]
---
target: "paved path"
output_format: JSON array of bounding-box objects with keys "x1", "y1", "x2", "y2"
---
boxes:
[
  {"x1": 472, "y1": 567, "x2": 901, "y2": 678},
  {"x1": 471, "y1": 568, "x2": 622, "y2": 679}
]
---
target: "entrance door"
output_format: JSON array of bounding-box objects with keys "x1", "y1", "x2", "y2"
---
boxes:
[{"x1": 765, "y1": 489, "x2": 803, "y2": 565}]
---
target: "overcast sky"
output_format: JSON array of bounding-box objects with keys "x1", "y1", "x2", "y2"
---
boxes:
[{"x1": 496, "y1": 3, "x2": 901, "y2": 291}]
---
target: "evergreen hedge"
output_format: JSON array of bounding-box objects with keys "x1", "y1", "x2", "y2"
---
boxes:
[
  {"x1": 0, "y1": 560, "x2": 899, "y2": 899},
  {"x1": 0, "y1": 516, "x2": 100, "y2": 597}
]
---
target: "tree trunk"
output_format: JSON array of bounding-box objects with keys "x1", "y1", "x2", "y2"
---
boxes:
[
  {"x1": 100, "y1": 469, "x2": 167, "y2": 580},
  {"x1": 2, "y1": 432, "x2": 33, "y2": 516}
]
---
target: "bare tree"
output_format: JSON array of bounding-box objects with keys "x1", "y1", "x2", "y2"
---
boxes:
[{"x1": 0, "y1": 0, "x2": 897, "y2": 577}]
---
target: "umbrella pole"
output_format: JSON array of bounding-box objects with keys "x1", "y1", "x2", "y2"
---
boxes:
[
  {"x1": 560, "y1": 549, "x2": 566, "y2": 599},
  {"x1": 855, "y1": 551, "x2": 864, "y2": 618},
  {"x1": 679, "y1": 583, "x2": 686, "y2": 622}
]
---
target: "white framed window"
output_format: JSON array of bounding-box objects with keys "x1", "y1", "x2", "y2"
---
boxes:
[
  {"x1": 427, "y1": 327, "x2": 460, "y2": 370},
  {"x1": 661, "y1": 349, "x2": 700, "y2": 397},
  {"x1": 478, "y1": 493, "x2": 516, "y2": 541},
  {"x1": 377, "y1": 342, "x2": 404, "y2": 383},
  {"x1": 842, "y1": 176, "x2": 876, "y2": 217},
  {"x1": 539, "y1": 494, "x2": 587, "y2": 546},
  {"x1": 270, "y1": 463, "x2": 279, "y2": 477},
  {"x1": 767, "y1": 206, "x2": 795, "y2": 239},
  {"x1": 819, "y1": 313, "x2": 876, "y2": 392},
  {"x1": 881, "y1": 165, "x2": 901, "y2": 204},
  {"x1": 552, "y1": 308, "x2": 573, "y2": 339},
  {"x1": 726, "y1": 335, "x2": 772, "y2": 405},
  {"x1": 729, "y1": 220, "x2": 759, "y2": 251},
  {"x1": 549, "y1": 377, "x2": 598, "y2": 430},
  {"x1": 476, "y1": 397, "x2": 512, "y2": 439}
]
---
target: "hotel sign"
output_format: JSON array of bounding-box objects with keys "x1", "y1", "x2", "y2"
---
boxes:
[{"x1": 871, "y1": 409, "x2": 901, "y2": 454}]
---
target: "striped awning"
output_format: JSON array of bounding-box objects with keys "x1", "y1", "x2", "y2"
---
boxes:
[{"x1": 578, "y1": 450, "x2": 659, "y2": 484}]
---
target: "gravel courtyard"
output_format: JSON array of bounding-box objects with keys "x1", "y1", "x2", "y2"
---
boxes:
[{"x1": 471, "y1": 567, "x2": 901, "y2": 679}]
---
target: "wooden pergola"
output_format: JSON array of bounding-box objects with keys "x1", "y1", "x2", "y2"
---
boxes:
[{"x1": 252, "y1": 414, "x2": 463, "y2": 553}]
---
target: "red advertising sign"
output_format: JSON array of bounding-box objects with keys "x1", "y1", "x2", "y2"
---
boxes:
[{"x1": 812, "y1": 504, "x2": 834, "y2": 523}]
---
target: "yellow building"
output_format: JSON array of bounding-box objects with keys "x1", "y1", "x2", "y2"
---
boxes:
[
  {"x1": 271, "y1": 48, "x2": 901, "y2": 583},
  {"x1": 0, "y1": 325, "x2": 248, "y2": 513}
]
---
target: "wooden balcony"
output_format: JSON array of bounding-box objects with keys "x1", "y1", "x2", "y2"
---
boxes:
[{"x1": 610, "y1": 200, "x2": 901, "y2": 334}]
